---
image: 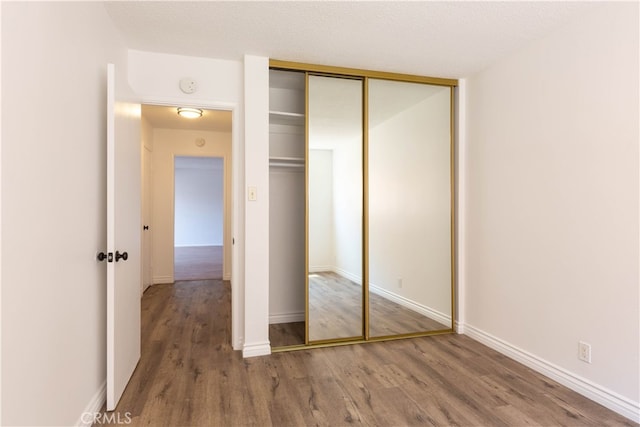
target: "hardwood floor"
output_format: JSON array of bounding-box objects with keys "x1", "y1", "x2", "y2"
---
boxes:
[
  {"x1": 269, "y1": 321, "x2": 305, "y2": 347},
  {"x1": 174, "y1": 245, "x2": 223, "y2": 280},
  {"x1": 104, "y1": 279, "x2": 636, "y2": 427}
]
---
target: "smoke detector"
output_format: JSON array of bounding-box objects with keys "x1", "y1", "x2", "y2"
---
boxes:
[{"x1": 179, "y1": 78, "x2": 197, "y2": 94}]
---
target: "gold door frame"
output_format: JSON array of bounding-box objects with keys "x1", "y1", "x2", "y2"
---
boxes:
[{"x1": 270, "y1": 60, "x2": 459, "y2": 352}]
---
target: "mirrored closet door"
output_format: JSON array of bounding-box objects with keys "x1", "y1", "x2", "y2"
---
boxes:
[
  {"x1": 368, "y1": 79, "x2": 453, "y2": 338},
  {"x1": 268, "y1": 61, "x2": 457, "y2": 350},
  {"x1": 307, "y1": 74, "x2": 364, "y2": 343}
]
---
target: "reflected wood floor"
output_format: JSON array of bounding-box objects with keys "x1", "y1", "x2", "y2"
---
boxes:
[
  {"x1": 308, "y1": 271, "x2": 448, "y2": 342},
  {"x1": 103, "y1": 279, "x2": 636, "y2": 427},
  {"x1": 174, "y1": 245, "x2": 222, "y2": 280}
]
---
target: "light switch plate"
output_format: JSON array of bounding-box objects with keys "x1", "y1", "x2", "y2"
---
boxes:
[{"x1": 248, "y1": 186, "x2": 257, "y2": 201}]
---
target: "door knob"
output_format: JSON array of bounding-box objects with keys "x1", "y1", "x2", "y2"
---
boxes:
[
  {"x1": 115, "y1": 251, "x2": 128, "y2": 262},
  {"x1": 143, "y1": 225, "x2": 149, "y2": 230},
  {"x1": 97, "y1": 252, "x2": 114, "y2": 262}
]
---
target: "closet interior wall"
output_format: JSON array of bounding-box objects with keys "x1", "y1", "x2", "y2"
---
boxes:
[{"x1": 268, "y1": 70, "x2": 306, "y2": 328}]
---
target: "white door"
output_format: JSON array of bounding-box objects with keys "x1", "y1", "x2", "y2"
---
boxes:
[{"x1": 106, "y1": 63, "x2": 141, "y2": 411}]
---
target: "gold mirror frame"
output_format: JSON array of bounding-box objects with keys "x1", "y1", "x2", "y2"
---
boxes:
[{"x1": 269, "y1": 60, "x2": 458, "y2": 352}]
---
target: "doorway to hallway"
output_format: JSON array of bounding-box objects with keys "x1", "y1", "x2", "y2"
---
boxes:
[{"x1": 140, "y1": 104, "x2": 233, "y2": 285}]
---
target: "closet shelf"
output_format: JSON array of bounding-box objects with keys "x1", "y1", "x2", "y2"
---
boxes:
[{"x1": 269, "y1": 110, "x2": 305, "y2": 126}]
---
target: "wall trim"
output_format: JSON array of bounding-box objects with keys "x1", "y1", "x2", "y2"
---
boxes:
[
  {"x1": 153, "y1": 276, "x2": 174, "y2": 284},
  {"x1": 75, "y1": 381, "x2": 106, "y2": 427},
  {"x1": 462, "y1": 323, "x2": 640, "y2": 423},
  {"x1": 269, "y1": 311, "x2": 304, "y2": 324},
  {"x1": 309, "y1": 265, "x2": 333, "y2": 273},
  {"x1": 369, "y1": 283, "x2": 452, "y2": 326},
  {"x1": 243, "y1": 341, "x2": 271, "y2": 358}
]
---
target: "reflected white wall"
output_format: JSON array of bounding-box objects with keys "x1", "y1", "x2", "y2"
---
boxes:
[{"x1": 369, "y1": 81, "x2": 452, "y2": 321}]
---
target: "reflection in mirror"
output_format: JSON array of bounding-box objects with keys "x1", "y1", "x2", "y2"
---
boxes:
[
  {"x1": 368, "y1": 79, "x2": 452, "y2": 337},
  {"x1": 308, "y1": 75, "x2": 363, "y2": 342}
]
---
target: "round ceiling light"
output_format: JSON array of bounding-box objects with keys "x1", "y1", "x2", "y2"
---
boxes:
[{"x1": 177, "y1": 107, "x2": 203, "y2": 119}]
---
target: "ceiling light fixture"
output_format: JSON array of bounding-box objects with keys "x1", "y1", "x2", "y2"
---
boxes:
[{"x1": 177, "y1": 107, "x2": 203, "y2": 119}]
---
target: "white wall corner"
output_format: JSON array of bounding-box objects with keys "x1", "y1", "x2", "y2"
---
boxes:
[
  {"x1": 242, "y1": 341, "x2": 272, "y2": 358},
  {"x1": 75, "y1": 381, "x2": 106, "y2": 427},
  {"x1": 242, "y1": 54, "x2": 271, "y2": 355},
  {"x1": 152, "y1": 276, "x2": 174, "y2": 284},
  {"x1": 463, "y1": 324, "x2": 640, "y2": 423}
]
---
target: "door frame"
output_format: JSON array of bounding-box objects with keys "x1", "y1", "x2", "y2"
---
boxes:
[{"x1": 140, "y1": 96, "x2": 242, "y2": 351}]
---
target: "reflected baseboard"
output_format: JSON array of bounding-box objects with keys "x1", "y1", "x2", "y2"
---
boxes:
[
  {"x1": 310, "y1": 265, "x2": 363, "y2": 286},
  {"x1": 309, "y1": 265, "x2": 334, "y2": 273},
  {"x1": 333, "y1": 267, "x2": 362, "y2": 285},
  {"x1": 369, "y1": 283, "x2": 451, "y2": 326}
]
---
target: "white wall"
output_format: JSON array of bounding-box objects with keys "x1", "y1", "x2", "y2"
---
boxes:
[
  {"x1": 174, "y1": 158, "x2": 224, "y2": 247},
  {"x1": 269, "y1": 166, "x2": 305, "y2": 322},
  {"x1": 464, "y1": 3, "x2": 639, "y2": 419},
  {"x1": 151, "y1": 129, "x2": 231, "y2": 282},
  {"x1": 243, "y1": 55, "x2": 271, "y2": 356},
  {"x1": 1, "y1": 2, "x2": 128, "y2": 425},
  {"x1": 332, "y1": 136, "x2": 363, "y2": 282}
]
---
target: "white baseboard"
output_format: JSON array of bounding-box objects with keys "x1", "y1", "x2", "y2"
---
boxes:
[
  {"x1": 309, "y1": 265, "x2": 333, "y2": 273},
  {"x1": 454, "y1": 320, "x2": 464, "y2": 334},
  {"x1": 223, "y1": 274, "x2": 231, "y2": 281},
  {"x1": 153, "y1": 276, "x2": 174, "y2": 284},
  {"x1": 369, "y1": 283, "x2": 452, "y2": 326},
  {"x1": 75, "y1": 381, "x2": 105, "y2": 427},
  {"x1": 269, "y1": 311, "x2": 304, "y2": 324},
  {"x1": 462, "y1": 323, "x2": 640, "y2": 423},
  {"x1": 242, "y1": 341, "x2": 271, "y2": 358}
]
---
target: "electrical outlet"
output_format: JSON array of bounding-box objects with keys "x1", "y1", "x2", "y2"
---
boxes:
[{"x1": 578, "y1": 341, "x2": 592, "y2": 363}]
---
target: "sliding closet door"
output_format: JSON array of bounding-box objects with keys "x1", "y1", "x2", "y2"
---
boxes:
[
  {"x1": 307, "y1": 74, "x2": 364, "y2": 343},
  {"x1": 368, "y1": 79, "x2": 453, "y2": 338}
]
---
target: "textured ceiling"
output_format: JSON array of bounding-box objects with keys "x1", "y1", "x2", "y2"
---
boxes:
[{"x1": 104, "y1": 1, "x2": 600, "y2": 79}]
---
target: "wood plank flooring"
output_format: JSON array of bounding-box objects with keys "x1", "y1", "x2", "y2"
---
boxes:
[
  {"x1": 103, "y1": 279, "x2": 637, "y2": 427},
  {"x1": 174, "y1": 245, "x2": 222, "y2": 280}
]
